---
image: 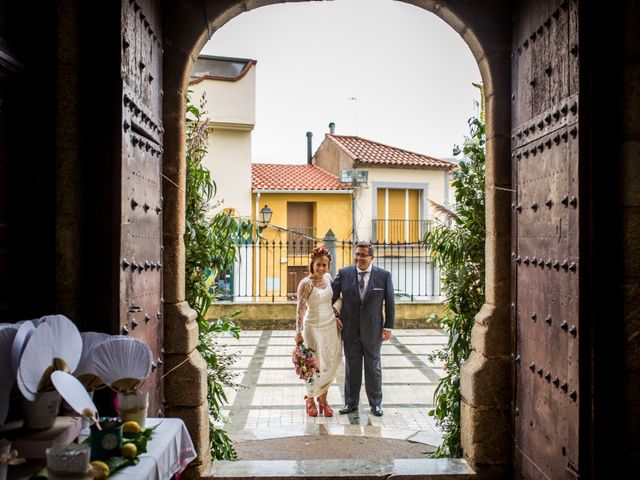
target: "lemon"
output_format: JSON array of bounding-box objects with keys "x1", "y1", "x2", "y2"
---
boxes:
[
  {"x1": 121, "y1": 442, "x2": 137, "y2": 459},
  {"x1": 90, "y1": 460, "x2": 110, "y2": 479},
  {"x1": 122, "y1": 420, "x2": 141, "y2": 434}
]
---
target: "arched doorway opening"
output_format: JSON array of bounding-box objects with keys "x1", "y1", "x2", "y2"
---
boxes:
[{"x1": 161, "y1": 1, "x2": 511, "y2": 476}]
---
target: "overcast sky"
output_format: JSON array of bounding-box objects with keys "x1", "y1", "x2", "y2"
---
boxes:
[{"x1": 201, "y1": 0, "x2": 481, "y2": 164}]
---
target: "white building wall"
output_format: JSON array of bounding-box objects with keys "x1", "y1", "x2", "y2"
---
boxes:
[
  {"x1": 204, "y1": 129, "x2": 253, "y2": 218},
  {"x1": 189, "y1": 67, "x2": 256, "y2": 127},
  {"x1": 374, "y1": 252, "x2": 442, "y2": 300},
  {"x1": 188, "y1": 64, "x2": 256, "y2": 220}
]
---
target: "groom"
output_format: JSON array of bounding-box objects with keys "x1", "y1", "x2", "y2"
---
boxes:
[{"x1": 332, "y1": 242, "x2": 395, "y2": 416}]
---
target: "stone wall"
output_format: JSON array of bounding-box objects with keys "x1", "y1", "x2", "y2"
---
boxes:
[{"x1": 207, "y1": 302, "x2": 446, "y2": 330}]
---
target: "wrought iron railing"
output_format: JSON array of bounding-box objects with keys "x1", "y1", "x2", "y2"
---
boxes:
[
  {"x1": 371, "y1": 219, "x2": 430, "y2": 243},
  {"x1": 215, "y1": 239, "x2": 440, "y2": 303},
  {"x1": 286, "y1": 227, "x2": 316, "y2": 255}
]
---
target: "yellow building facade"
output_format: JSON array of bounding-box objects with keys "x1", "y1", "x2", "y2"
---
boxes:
[{"x1": 250, "y1": 164, "x2": 352, "y2": 301}]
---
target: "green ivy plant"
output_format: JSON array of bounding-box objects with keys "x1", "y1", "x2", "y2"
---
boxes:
[
  {"x1": 185, "y1": 91, "x2": 246, "y2": 460},
  {"x1": 424, "y1": 87, "x2": 486, "y2": 457}
]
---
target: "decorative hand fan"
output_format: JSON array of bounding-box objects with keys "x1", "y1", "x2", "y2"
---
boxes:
[
  {"x1": 0, "y1": 326, "x2": 18, "y2": 426},
  {"x1": 51, "y1": 371, "x2": 100, "y2": 427},
  {"x1": 73, "y1": 332, "x2": 111, "y2": 391},
  {"x1": 17, "y1": 315, "x2": 83, "y2": 401},
  {"x1": 11, "y1": 321, "x2": 36, "y2": 377},
  {"x1": 42, "y1": 315, "x2": 82, "y2": 373},
  {"x1": 17, "y1": 322, "x2": 54, "y2": 401},
  {"x1": 91, "y1": 337, "x2": 153, "y2": 395},
  {"x1": 31, "y1": 317, "x2": 47, "y2": 326}
]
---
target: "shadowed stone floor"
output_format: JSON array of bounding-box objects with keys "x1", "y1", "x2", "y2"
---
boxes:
[
  {"x1": 205, "y1": 329, "x2": 478, "y2": 478},
  {"x1": 214, "y1": 329, "x2": 447, "y2": 461},
  {"x1": 234, "y1": 434, "x2": 436, "y2": 461}
]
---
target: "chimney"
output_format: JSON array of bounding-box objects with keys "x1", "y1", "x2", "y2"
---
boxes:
[
  {"x1": 328, "y1": 122, "x2": 336, "y2": 134},
  {"x1": 306, "y1": 131, "x2": 313, "y2": 164}
]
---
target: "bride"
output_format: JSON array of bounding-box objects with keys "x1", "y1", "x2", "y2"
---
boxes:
[{"x1": 294, "y1": 246, "x2": 343, "y2": 417}]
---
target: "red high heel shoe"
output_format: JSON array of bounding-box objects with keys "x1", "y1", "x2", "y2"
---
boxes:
[
  {"x1": 305, "y1": 396, "x2": 318, "y2": 417},
  {"x1": 318, "y1": 398, "x2": 333, "y2": 417}
]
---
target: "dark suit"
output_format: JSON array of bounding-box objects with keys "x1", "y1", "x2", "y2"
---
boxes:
[{"x1": 332, "y1": 265, "x2": 395, "y2": 408}]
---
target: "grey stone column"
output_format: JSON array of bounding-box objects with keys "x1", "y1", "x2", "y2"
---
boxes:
[{"x1": 323, "y1": 229, "x2": 338, "y2": 277}]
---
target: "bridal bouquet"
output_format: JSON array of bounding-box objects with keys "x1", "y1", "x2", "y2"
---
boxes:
[{"x1": 292, "y1": 343, "x2": 320, "y2": 383}]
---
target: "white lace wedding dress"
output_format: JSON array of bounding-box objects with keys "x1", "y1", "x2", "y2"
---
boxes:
[{"x1": 296, "y1": 273, "x2": 342, "y2": 397}]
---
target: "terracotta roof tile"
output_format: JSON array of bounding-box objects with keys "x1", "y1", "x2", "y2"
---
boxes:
[
  {"x1": 252, "y1": 164, "x2": 350, "y2": 191},
  {"x1": 326, "y1": 134, "x2": 455, "y2": 170}
]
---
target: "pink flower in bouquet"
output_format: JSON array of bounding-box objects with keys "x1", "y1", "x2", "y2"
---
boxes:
[{"x1": 292, "y1": 343, "x2": 321, "y2": 383}]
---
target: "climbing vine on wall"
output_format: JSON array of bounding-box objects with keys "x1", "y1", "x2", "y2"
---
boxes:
[
  {"x1": 185, "y1": 91, "x2": 245, "y2": 460},
  {"x1": 424, "y1": 86, "x2": 486, "y2": 457}
]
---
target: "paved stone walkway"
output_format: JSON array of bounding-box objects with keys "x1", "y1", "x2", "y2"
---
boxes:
[{"x1": 215, "y1": 328, "x2": 448, "y2": 460}]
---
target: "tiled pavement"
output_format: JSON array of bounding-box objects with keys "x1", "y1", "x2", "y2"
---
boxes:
[{"x1": 215, "y1": 328, "x2": 447, "y2": 453}]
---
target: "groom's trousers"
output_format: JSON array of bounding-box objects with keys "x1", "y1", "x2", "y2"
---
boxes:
[{"x1": 343, "y1": 338, "x2": 382, "y2": 408}]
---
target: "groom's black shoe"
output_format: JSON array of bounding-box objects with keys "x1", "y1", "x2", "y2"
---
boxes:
[
  {"x1": 339, "y1": 404, "x2": 358, "y2": 414},
  {"x1": 371, "y1": 406, "x2": 383, "y2": 417}
]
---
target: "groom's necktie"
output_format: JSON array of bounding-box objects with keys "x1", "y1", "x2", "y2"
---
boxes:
[{"x1": 358, "y1": 271, "x2": 366, "y2": 298}]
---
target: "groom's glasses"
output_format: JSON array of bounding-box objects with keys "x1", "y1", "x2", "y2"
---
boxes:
[{"x1": 354, "y1": 253, "x2": 372, "y2": 258}]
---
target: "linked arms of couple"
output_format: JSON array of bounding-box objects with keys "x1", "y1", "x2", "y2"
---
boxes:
[
  {"x1": 331, "y1": 269, "x2": 395, "y2": 342},
  {"x1": 294, "y1": 275, "x2": 394, "y2": 344}
]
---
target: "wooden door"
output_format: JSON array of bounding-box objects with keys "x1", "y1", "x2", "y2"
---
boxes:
[
  {"x1": 511, "y1": 0, "x2": 581, "y2": 478},
  {"x1": 119, "y1": 0, "x2": 164, "y2": 416},
  {"x1": 287, "y1": 202, "x2": 314, "y2": 254},
  {"x1": 287, "y1": 266, "x2": 308, "y2": 299}
]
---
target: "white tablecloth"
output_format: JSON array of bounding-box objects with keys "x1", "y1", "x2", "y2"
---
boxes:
[{"x1": 110, "y1": 418, "x2": 196, "y2": 480}]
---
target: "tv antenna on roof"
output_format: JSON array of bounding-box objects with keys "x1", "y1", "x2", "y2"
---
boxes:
[{"x1": 347, "y1": 96, "x2": 358, "y2": 135}]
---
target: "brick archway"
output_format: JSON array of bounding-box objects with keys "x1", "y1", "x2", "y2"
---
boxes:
[{"x1": 161, "y1": 1, "x2": 512, "y2": 476}]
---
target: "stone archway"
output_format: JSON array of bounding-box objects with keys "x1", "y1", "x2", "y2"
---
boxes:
[{"x1": 161, "y1": 1, "x2": 512, "y2": 476}]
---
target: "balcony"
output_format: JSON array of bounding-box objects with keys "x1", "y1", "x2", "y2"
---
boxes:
[
  {"x1": 286, "y1": 226, "x2": 316, "y2": 255},
  {"x1": 372, "y1": 219, "x2": 429, "y2": 244}
]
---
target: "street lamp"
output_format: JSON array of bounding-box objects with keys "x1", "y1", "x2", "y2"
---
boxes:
[{"x1": 258, "y1": 205, "x2": 272, "y2": 232}]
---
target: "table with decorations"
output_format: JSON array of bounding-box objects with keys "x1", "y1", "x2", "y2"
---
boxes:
[{"x1": 0, "y1": 315, "x2": 196, "y2": 480}]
